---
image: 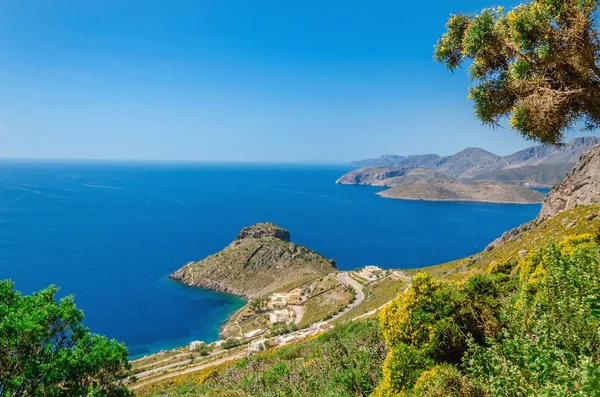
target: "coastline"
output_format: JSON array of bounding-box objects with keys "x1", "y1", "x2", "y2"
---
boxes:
[{"x1": 128, "y1": 280, "x2": 246, "y2": 361}]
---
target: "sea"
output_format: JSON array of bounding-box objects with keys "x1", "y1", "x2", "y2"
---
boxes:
[{"x1": 0, "y1": 160, "x2": 543, "y2": 358}]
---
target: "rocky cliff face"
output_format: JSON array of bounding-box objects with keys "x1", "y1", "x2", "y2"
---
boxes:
[
  {"x1": 237, "y1": 222, "x2": 290, "y2": 241},
  {"x1": 486, "y1": 142, "x2": 600, "y2": 250},
  {"x1": 169, "y1": 223, "x2": 336, "y2": 300},
  {"x1": 535, "y1": 142, "x2": 600, "y2": 223}
]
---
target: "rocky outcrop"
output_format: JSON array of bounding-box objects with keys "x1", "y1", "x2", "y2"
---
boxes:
[
  {"x1": 535, "y1": 143, "x2": 600, "y2": 223},
  {"x1": 237, "y1": 222, "x2": 290, "y2": 242},
  {"x1": 485, "y1": 142, "x2": 600, "y2": 250},
  {"x1": 377, "y1": 180, "x2": 545, "y2": 204},
  {"x1": 168, "y1": 223, "x2": 336, "y2": 300}
]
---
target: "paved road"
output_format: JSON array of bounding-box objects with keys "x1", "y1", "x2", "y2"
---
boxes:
[
  {"x1": 334, "y1": 272, "x2": 365, "y2": 319},
  {"x1": 131, "y1": 272, "x2": 368, "y2": 389}
]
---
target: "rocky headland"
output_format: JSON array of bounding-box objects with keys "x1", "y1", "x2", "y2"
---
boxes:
[{"x1": 168, "y1": 223, "x2": 337, "y2": 300}]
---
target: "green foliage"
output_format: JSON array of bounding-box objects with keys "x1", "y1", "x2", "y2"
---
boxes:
[
  {"x1": 375, "y1": 272, "x2": 504, "y2": 395},
  {"x1": 143, "y1": 320, "x2": 386, "y2": 397},
  {"x1": 411, "y1": 364, "x2": 487, "y2": 397},
  {"x1": 486, "y1": 258, "x2": 513, "y2": 274},
  {"x1": 465, "y1": 236, "x2": 600, "y2": 396},
  {"x1": 194, "y1": 343, "x2": 212, "y2": 356},
  {"x1": 221, "y1": 338, "x2": 243, "y2": 350},
  {"x1": 0, "y1": 280, "x2": 132, "y2": 397},
  {"x1": 435, "y1": 0, "x2": 600, "y2": 144},
  {"x1": 376, "y1": 235, "x2": 600, "y2": 396}
]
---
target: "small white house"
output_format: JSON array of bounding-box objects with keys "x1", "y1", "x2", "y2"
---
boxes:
[
  {"x1": 189, "y1": 340, "x2": 204, "y2": 351},
  {"x1": 269, "y1": 309, "x2": 290, "y2": 325},
  {"x1": 364, "y1": 265, "x2": 384, "y2": 278},
  {"x1": 268, "y1": 293, "x2": 288, "y2": 309},
  {"x1": 248, "y1": 339, "x2": 268, "y2": 353}
]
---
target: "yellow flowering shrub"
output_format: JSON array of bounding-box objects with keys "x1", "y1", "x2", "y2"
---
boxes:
[{"x1": 486, "y1": 258, "x2": 513, "y2": 275}]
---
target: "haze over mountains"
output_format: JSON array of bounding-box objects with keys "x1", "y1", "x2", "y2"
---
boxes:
[{"x1": 350, "y1": 136, "x2": 600, "y2": 180}]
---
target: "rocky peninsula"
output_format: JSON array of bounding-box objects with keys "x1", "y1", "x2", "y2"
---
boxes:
[{"x1": 168, "y1": 223, "x2": 337, "y2": 300}]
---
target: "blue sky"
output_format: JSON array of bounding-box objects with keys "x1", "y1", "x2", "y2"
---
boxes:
[{"x1": 0, "y1": 0, "x2": 595, "y2": 162}]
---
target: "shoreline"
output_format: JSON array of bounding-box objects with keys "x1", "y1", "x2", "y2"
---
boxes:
[{"x1": 129, "y1": 280, "x2": 246, "y2": 361}]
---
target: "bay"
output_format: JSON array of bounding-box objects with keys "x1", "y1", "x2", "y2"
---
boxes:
[{"x1": 0, "y1": 160, "x2": 541, "y2": 358}]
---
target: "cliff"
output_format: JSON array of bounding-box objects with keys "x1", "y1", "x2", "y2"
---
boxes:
[
  {"x1": 377, "y1": 180, "x2": 545, "y2": 204},
  {"x1": 535, "y1": 142, "x2": 600, "y2": 223},
  {"x1": 486, "y1": 142, "x2": 600, "y2": 250},
  {"x1": 168, "y1": 223, "x2": 336, "y2": 300}
]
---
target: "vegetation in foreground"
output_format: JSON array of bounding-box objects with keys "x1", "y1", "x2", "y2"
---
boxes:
[
  {"x1": 0, "y1": 280, "x2": 132, "y2": 397},
  {"x1": 141, "y1": 320, "x2": 386, "y2": 397},
  {"x1": 374, "y1": 234, "x2": 600, "y2": 396}
]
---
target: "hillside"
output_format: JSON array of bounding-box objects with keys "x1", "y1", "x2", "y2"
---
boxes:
[
  {"x1": 348, "y1": 153, "x2": 441, "y2": 168},
  {"x1": 418, "y1": 141, "x2": 600, "y2": 278},
  {"x1": 335, "y1": 167, "x2": 456, "y2": 187},
  {"x1": 168, "y1": 223, "x2": 336, "y2": 299},
  {"x1": 377, "y1": 180, "x2": 545, "y2": 204},
  {"x1": 470, "y1": 162, "x2": 575, "y2": 187},
  {"x1": 134, "y1": 143, "x2": 600, "y2": 397},
  {"x1": 349, "y1": 136, "x2": 599, "y2": 178}
]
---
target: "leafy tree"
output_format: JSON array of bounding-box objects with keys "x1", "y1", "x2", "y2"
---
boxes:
[
  {"x1": 434, "y1": 0, "x2": 600, "y2": 145},
  {"x1": 0, "y1": 280, "x2": 132, "y2": 397}
]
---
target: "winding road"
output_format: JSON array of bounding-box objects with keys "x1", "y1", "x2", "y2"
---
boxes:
[
  {"x1": 335, "y1": 272, "x2": 365, "y2": 316},
  {"x1": 131, "y1": 271, "x2": 369, "y2": 390}
]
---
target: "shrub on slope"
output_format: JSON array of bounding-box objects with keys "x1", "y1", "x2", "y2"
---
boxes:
[{"x1": 374, "y1": 235, "x2": 600, "y2": 396}]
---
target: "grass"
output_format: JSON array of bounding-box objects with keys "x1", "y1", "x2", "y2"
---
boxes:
[
  {"x1": 334, "y1": 277, "x2": 408, "y2": 323},
  {"x1": 141, "y1": 319, "x2": 386, "y2": 397},
  {"x1": 409, "y1": 204, "x2": 600, "y2": 281},
  {"x1": 298, "y1": 275, "x2": 354, "y2": 327}
]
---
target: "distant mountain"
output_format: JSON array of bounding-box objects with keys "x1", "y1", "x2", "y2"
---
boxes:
[
  {"x1": 431, "y1": 147, "x2": 503, "y2": 178},
  {"x1": 350, "y1": 136, "x2": 600, "y2": 179},
  {"x1": 349, "y1": 154, "x2": 441, "y2": 168}
]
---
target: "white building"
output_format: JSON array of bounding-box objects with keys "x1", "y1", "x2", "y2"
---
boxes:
[
  {"x1": 268, "y1": 293, "x2": 288, "y2": 308},
  {"x1": 189, "y1": 340, "x2": 205, "y2": 351},
  {"x1": 269, "y1": 309, "x2": 291, "y2": 325},
  {"x1": 248, "y1": 339, "x2": 268, "y2": 353},
  {"x1": 364, "y1": 265, "x2": 384, "y2": 278}
]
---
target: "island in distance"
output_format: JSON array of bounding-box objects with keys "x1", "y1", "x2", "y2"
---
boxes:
[{"x1": 336, "y1": 136, "x2": 599, "y2": 204}]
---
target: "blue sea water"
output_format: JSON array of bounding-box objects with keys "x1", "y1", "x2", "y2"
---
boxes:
[{"x1": 0, "y1": 160, "x2": 542, "y2": 358}]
